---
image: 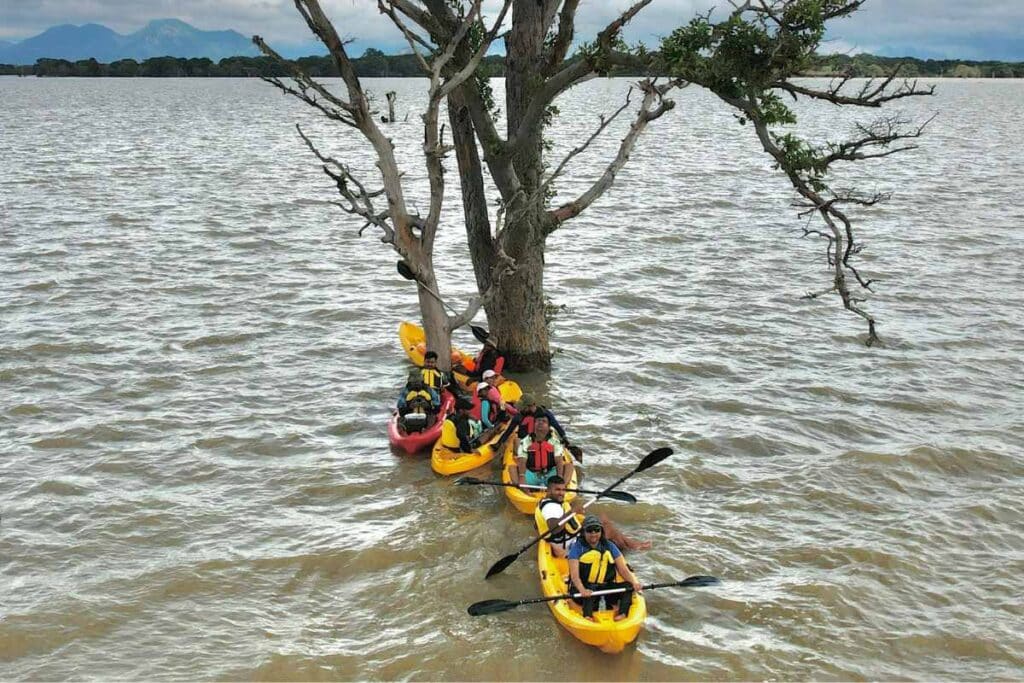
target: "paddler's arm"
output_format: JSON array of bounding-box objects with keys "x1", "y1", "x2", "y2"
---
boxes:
[
  {"x1": 568, "y1": 559, "x2": 591, "y2": 598},
  {"x1": 613, "y1": 554, "x2": 643, "y2": 593}
]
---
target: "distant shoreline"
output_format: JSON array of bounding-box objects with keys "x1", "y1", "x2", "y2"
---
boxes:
[{"x1": 3, "y1": 52, "x2": 1022, "y2": 79}]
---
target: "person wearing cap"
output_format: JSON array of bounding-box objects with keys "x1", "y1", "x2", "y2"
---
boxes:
[
  {"x1": 440, "y1": 397, "x2": 480, "y2": 452},
  {"x1": 540, "y1": 477, "x2": 654, "y2": 560},
  {"x1": 568, "y1": 514, "x2": 643, "y2": 621},
  {"x1": 474, "y1": 381, "x2": 500, "y2": 430},
  {"x1": 513, "y1": 394, "x2": 569, "y2": 443},
  {"x1": 461, "y1": 335, "x2": 505, "y2": 380},
  {"x1": 511, "y1": 415, "x2": 574, "y2": 488}
]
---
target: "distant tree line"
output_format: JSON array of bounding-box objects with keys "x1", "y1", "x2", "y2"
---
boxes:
[
  {"x1": 805, "y1": 52, "x2": 1023, "y2": 78},
  {"x1": 2, "y1": 48, "x2": 1022, "y2": 78}
]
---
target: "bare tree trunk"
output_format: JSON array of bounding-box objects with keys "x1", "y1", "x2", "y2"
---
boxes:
[
  {"x1": 417, "y1": 271, "x2": 453, "y2": 370},
  {"x1": 488, "y1": 246, "x2": 550, "y2": 370},
  {"x1": 448, "y1": 89, "x2": 496, "y2": 282},
  {"x1": 476, "y1": 0, "x2": 552, "y2": 370},
  {"x1": 386, "y1": 91, "x2": 396, "y2": 123}
]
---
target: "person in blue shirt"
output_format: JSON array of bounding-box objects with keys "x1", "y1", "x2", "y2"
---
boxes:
[
  {"x1": 568, "y1": 514, "x2": 643, "y2": 621},
  {"x1": 476, "y1": 382, "x2": 500, "y2": 430}
]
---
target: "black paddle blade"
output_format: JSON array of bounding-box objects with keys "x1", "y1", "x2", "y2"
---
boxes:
[
  {"x1": 467, "y1": 599, "x2": 518, "y2": 616},
  {"x1": 397, "y1": 260, "x2": 416, "y2": 281},
  {"x1": 485, "y1": 553, "x2": 518, "y2": 579},
  {"x1": 679, "y1": 575, "x2": 720, "y2": 588},
  {"x1": 636, "y1": 447, "x2": 673, "y2": 473},
  {"x1": 454, "y1": 476, "x2": 482, "y2": 486},
  {"x1": 470, "y1": 325, "x2": 490, "y2": 344},
  {"x1": 601, "y1": 490, "x2": 637, "y2": 504}
]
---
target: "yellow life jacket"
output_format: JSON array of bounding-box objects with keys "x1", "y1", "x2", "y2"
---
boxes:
[
  {"x1": 405, "y1": 389, "x2": 432, "y2": 412},
  {"x1": 538, "y1": 499, "x2": 581, "y2": 545},
  {"x1": 577, "y1": 541, "x2": 616, "y2": 585},
  {"x1": 420, "y1": 368, "x2": 443, "y2": 391}
]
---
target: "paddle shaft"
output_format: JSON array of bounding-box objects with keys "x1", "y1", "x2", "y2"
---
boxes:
[
  {"x1": 484, "y1": 447, "x2": 671, "y2": 578},
  {"x1": 513, "y1": 462, "x2": 642, "y2": 553},
  {"x1": 467, "y1": 575, "x2": 720, "y2": 615},
  {"x1": 457, "y1": 478, "x2": 633, "y2": 501}
]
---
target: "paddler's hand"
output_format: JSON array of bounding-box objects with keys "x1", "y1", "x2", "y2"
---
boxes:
[
  {"x1": 631, "y1": 579, "x2": 643, "y2": 593},
  {"x1": 579, "y1": 587, "x2": 593, "y2": 598}
]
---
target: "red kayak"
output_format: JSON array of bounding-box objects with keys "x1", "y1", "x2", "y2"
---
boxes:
[{"x1": 388, "y1": 391, "x2": 455, "y2": 455}]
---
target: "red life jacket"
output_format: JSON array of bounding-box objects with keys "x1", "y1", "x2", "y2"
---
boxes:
[
  {"x1": 526, "y1": 439, "x2": 555, "y2": 472},
  {"x1": 520, "y1": 414, "x2": 535, "y2": 435}
]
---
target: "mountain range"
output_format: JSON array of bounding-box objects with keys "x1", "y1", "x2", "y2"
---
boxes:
[{"x1": 0, "y1": 19, "x2": 264, "y2": 65}]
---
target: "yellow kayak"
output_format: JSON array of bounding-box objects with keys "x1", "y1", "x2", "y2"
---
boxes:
[
  {"x1": 398, "y1": 321, "x2": 522, "y2": 403},
  {"x1": 431, "y1": 421, "x2": 509, "y2": 476},
  {"x1": 500, "y1": 439, "x2": 578, "y2": 514},
  {"x1": 532, "y1": 508, "x2": 647, "y2": 654}
]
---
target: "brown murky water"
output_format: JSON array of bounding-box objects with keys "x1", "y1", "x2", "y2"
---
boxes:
[{"x1": 2, "y1": 76, "x2": 1023, "y2": 680}]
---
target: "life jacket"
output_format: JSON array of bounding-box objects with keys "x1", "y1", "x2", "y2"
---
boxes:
[
  {"x1": 526, "y1": 438, "x2": 556, "y2": 472},
  {"x1": 475, "y1": 347, "x2": 500, "y2": 374},
  {"x1": 420, "y1": 368, "x2": 444, "y2": 391},
  {"x1": 405, "y1": 388, "x2": 433, "y2": 412},
  {"x1": 520, "y1": 413, "x2": 535, "y2": 436},
  {"x1": 577, "y1": 539, "x2": 616, "y2": 586},
  {"x1": 539, "y1": 498, "x2": 581, "y2": 545}
]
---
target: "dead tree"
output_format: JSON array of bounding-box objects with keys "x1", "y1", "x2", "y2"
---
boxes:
[
  {"x1": 253, "y1": 0, "x2": 514, "y2": 370},
  {"x1": 385, "y1": 91, "x2": 397, "y2": 123},
  {"x1": 260, "y1": 0, "x2": 933, "y2": 369}
]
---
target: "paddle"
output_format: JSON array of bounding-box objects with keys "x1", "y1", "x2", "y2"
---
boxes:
[
  {"x1": 454, "y1": 476, "x2": 637, "y2": 504},
  {"x1": 484, "y1": 447, "x2": 673, "y2": 579},
  {"x1": 468, "y1": 575, "x2": 720, "y2": 616},
  {"x1": 397, "y1": 261, "x2": 490, "y2": 343}
]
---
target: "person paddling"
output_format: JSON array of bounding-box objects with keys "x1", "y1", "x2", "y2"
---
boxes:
[
  {"x1": 538, "y1": 476, "x2": 651, "y2": 557},
  {"x1": 568, "y1": 514, "x2": 643, "y2": 622},
  {"x1": 537, "y1": 475, "x2": 582, "y2": 559}
]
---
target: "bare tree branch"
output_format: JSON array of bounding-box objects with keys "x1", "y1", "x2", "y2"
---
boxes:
[
  {"x1": 389, "y1": 0, "x2": 446, "y2": 37},
  {"x1": 378, "y1": 1, "x2": 435, "y2": 72},
  {"x1": 773, "y1": 69, "x2": 936, "y2": 107},
  {"x1": 545, "y1": 0, "x2": 580, "y2": 75},
  {"x1": 512, "y1": 0, "x2": 654, "y2": 151},
  {"x1": 539, "y1": 86, "x2": 634, "y2": 197},
  {"x1": 253, "y1": 36, "x2": 357, "y2": 126},
  {"x1": 548, "y1": 79, "x2": 683, "y2": 226},
  {"x1": 714, "y1": 88, "x2": 937, "y2": 345},
  {"x1": 446, "y1": 250, "x2": 517, "y2": 332},
  {"x1": 295, "y1": 124, "x2": 396, "y2": 246}
]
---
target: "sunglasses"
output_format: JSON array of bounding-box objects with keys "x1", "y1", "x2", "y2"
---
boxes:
[{"x1": 584, "y1": 526, "x2": 602, "y2": 533}]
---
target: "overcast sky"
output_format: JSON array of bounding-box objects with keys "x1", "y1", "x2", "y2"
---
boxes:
[{"x1": 2, "y1": 0, "x2": 1022, "y2": 60}]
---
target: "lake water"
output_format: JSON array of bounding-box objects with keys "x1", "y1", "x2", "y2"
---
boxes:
[{"x1": 1, "y1": 76, "x2": 1023, "y2": 680}]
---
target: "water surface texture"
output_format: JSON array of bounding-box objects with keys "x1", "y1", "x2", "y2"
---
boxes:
[{"x1": 2, "y1": 77, "x2": 1023, "y2": 680}]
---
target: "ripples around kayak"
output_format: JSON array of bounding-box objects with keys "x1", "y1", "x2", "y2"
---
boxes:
[{"x1": 2, "y1": 76, "x2": 1024, "y2": 680}]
